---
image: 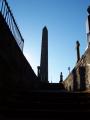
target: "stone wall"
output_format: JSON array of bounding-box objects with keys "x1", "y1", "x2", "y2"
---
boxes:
[
  {"x1": 63, "y1": 47, "x2": 90, "y2": 92},
  {"x1": 0, "y1": 13, "x2": 41, "y2": 91}
]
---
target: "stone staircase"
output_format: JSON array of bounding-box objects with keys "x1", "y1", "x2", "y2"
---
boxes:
[{"x1": 1, "y1": 89, "x2": 90, "y2": 119}]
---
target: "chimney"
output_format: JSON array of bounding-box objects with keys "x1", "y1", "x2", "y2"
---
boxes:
[{"x1": 76, "y1": 41, "x2": 80, "y2": 62}]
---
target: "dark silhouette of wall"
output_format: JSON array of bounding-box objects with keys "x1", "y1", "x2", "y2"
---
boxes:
[
  {"x1": 79, "y1": 66, "x2": 86, "y2": 90},
  {"x1": 0, "y1": 12, "x2": 40, "y2": 91},
  {"x1": 72, "y1": 68, "x2": 78, "y2": 91}
]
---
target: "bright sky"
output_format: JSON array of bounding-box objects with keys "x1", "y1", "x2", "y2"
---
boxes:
[{"x1": 8, "y1": 0, "x2": 90, "y2": 83}]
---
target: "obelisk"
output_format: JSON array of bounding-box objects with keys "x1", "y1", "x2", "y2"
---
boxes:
[{"x1": 40, "y1": 26, "x2": 48, "y2": 83}]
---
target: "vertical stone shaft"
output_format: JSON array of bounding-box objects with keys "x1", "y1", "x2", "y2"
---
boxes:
[
  {"x1": 40, "y1": 26, "x2": 48, "y2": 83},
  {"x1": 76, "y1": 41, "x2": 80, "y2": 62},
  {"x1": 37, "y1": 66, "x2": 40, "y2": 78},
  {"x1": 60, "y1": 72, "x2": 63, "y2": 83},
  {"x1": 87, "y1": 6, "x2": 90, "y2": 46}
]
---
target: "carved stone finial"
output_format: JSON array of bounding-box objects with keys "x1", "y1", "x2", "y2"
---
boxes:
[
  {"x1": 76, "y1": 40, "x2": 80, "y2": 47},
  {"x1": 60, "y1": 72, "x2": 63, "y2": 83},
  {"x1": 87, "y1": 6, "x2": 90, "y2": 14}
]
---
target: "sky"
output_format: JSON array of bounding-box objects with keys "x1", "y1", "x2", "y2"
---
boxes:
[{"x1": 7, "y1": 0, "x2": 90, "y2": 83}]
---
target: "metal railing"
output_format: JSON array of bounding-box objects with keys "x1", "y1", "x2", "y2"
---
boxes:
[{"x1": 0, "y1": 0, "x2": 24, "y2": 51}]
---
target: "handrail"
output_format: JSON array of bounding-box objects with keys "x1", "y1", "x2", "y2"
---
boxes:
[{"x1": 0, "y1": 0, "x2": 24, "y2": 51}]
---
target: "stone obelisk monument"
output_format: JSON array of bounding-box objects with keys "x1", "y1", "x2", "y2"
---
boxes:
[{"x1": 40, "y1": 26, "x2": 48, "y2": 83}]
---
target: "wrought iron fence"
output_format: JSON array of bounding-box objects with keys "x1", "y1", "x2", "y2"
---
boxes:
[{"x1": 0, "y1": 0, "x2": 24, "y2": 51}]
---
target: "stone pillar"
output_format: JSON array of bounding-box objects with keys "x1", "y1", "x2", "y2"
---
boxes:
[
  {"x1": 60, "y1": 72, "x2": 63, "y2": 83},
  {"x1": 86, "y1": 6, "x2": 90, "y2": 47},
  {"x1": 76, "y1": 41, "x2": 80, "y2": 62},
  {"x1": 37, "y1": 66, "x2": 40, "y2": 79}
]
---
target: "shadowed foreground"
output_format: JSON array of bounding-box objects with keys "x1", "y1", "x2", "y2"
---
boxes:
[{"x1": 0, "y1": 89, "x2": 90, "y2": 119}]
